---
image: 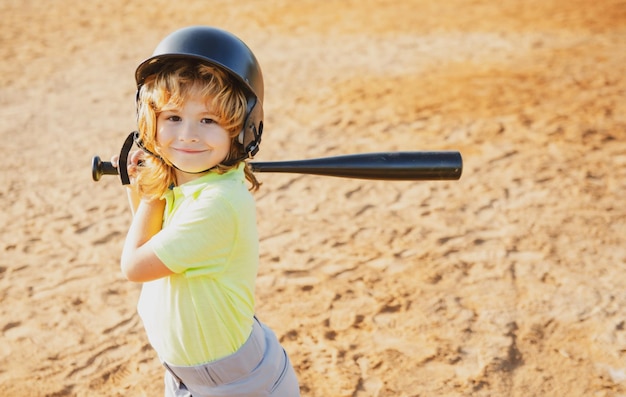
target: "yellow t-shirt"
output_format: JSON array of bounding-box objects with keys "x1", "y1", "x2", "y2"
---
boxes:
[{"x1": 137, "y1": 164, "x2": 258, "y2": 366}]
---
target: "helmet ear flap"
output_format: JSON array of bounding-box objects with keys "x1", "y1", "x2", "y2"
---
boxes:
[{"x1": 238, "y1": 97, "x2": 263, "y2": 158}]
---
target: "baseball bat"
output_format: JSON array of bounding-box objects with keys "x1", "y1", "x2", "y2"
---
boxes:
[{"x1": 91, "y1": 151, "x2": 462, "y2": 182}]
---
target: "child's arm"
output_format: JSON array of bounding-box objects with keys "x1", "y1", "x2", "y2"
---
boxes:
[
  {"x1": 111, "y1": 151, "x2": 142, "y2": 215},
  {"x1": 120, "y1": 198, "x2": 174, "y2": 282},
  {"x1": 126, "y1": 184, "x2": 141, "y2": 216}
]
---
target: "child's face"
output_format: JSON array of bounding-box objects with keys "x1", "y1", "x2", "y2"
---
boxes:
[{"x1": 156, "y1": 93, "x2": 231, "y2": 184}]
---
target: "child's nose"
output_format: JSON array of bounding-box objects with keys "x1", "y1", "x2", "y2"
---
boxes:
[{"x1": 179, "y1": 122, "x2": 199, "y2": 141}]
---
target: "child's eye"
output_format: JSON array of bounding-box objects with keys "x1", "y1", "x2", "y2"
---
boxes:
[
  {"x1": 167, "y1": 115, "x2": 182, "y2": 122},
  {"x1": 201, "y1": 118, "x2": 217, "y2": 124}
]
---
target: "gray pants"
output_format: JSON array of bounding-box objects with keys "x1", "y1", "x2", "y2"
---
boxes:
[{"x1": 163, "y1": 318, "x2": 300, "y2": 396}]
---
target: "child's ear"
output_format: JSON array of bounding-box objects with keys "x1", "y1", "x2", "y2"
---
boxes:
[{"x1": 238, "y1": 129, "x2": 245, "y2": 145}]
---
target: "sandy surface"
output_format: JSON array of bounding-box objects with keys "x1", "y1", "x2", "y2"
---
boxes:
[{"x1": 1, "y1": 0, "x2": 626, "y2": 396}]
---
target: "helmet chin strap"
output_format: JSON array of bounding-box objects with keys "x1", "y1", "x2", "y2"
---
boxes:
[{"x1": 118, "y1": 131, "x2": 137, "y2": 185}]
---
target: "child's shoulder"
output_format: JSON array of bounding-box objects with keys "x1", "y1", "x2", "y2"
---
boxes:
[{"x1": 198, "y1": 175, "x2": 252, "y2": 202}]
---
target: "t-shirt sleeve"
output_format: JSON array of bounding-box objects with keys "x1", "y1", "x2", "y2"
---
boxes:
[{"x1": 148, "y1": 193, "x2": 237, "y2": 275}]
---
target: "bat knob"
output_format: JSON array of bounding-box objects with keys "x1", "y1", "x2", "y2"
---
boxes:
[{"x1": 91, "y1": 155, "x2": 119, "y2": 181}]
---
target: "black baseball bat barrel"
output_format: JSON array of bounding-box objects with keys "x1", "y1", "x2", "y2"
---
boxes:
[
  {"x1": 248, "y1": 151, "x2": 462, "y2": 180},
  {"x1": 91, "y1": 151, "x2": 462, "y2": 182}
]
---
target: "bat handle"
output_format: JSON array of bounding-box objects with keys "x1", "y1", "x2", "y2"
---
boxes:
[{"x1": 92, "y1": 155, "x2": 119, "y2": 181}]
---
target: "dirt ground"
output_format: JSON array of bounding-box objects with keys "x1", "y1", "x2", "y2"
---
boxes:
[{"x1": 1, "y1": 0, "x2": 626, "y2": 396}]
